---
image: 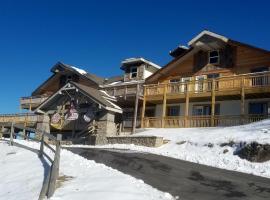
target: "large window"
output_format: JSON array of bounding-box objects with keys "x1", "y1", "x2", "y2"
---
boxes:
[
  {"x1": 249, "y1": 102, "x2": 268, "y2": 115},
  {"x1": 130, "y1": 67, "x2": 138, "y2": 79},
  {"x1": 167, "y1": 106, "x2": 180, "y2": 116},
  {"x1": 209, "y1": 50, "x2": 219, "y2": 64},
  {"x1": 192, "y1": 104, "x2": 220, "y2": 116}
]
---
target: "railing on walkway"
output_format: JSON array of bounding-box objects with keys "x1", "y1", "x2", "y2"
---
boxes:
[
  {"x1": 1, "y1": 122, "x2": 61, "y2": 200},
  {"x1": 143, "y1": 114, "x2": 269, "y2": 128},
  {"x1": 145, "y1": 71, "x2": 270, "y2": 96},
  {"x1": 0, "y1": 113, "x2": 42, "y2": 125}
]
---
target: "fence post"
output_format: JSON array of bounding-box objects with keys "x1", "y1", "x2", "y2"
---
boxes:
[
  {"x1": 10, "y1": 122, "x2": 14, "y2": 146},
  {"x1": 47, "y1": 134, "x2": 62, "y2": 198},
  {"x1": 39, "y1": 131, "x2": 44, "y2": 158},
  {"x1": 0, "y1": 126, "x2": 3, "y2": 139}
]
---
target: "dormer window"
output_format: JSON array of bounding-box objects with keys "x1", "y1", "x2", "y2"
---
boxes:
[
  {"x1": 209, "y1": 50, "x2": 219, "y2": 64},
  {"x1": 130, "y1": 66, "x2": 138, "y2": 79}
]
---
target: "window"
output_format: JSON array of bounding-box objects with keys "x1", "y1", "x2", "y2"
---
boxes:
[
  {"x1": 130, "y1": 67, "x2": 138, "y2": 79},
  {"x1": 169, "y1": 79, "x2": 180, "y2": 83},
  {"x1": 249, "y1": 102, "x2": 268, "y2": 115},
  {"x1": 167, "y1": 106, "x2": 180, "y2": 116},
  {"x1": 192, "y1": 104, "x2": 220, "y2": 116},
  {"x1": 209, "y1": 50, "x2": 219, "y2": 64}
]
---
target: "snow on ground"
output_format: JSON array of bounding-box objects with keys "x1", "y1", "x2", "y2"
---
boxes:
[
  {"x1": 0, "y1": 139, "x2": 174, "y2": 200},
  {"x1": 0, "y1": 141, "x2": 44, "y2": 200},
  {"x1": 80, "y1": 119, "x2": 270, "y2": 179}
]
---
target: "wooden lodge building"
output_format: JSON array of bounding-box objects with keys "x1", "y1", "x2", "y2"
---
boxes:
[{"x1": 9, "y1": 30, "x2": 270, "y2": 143}]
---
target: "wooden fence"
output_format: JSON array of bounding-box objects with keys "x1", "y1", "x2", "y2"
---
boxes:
[{"x1": 2, "y1": 122, "x2": 61, "y2": 200}]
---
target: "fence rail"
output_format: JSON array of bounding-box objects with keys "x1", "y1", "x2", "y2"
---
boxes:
[{"x1": 1, "y1": 122, "x2": 61, "y2": 200}]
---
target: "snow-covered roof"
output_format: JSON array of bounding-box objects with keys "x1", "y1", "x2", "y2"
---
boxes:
[
  {"x1": 70, "y1": 66, "x2": 87, "y2": 75},
  {"x1": 188, "y1": 30, "x2": 229, "y2": 46},
  {"x1": 121, "y1": 57, "x2": 161, "y2": 69}
]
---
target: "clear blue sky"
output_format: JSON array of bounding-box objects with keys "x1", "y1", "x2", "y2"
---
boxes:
[{"x1": 0, "y1": 0, "x2": 270, "y2": 113}]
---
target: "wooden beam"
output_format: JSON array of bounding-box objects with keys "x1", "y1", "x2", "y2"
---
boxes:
[
  {"x1": 162, "y1": 85, "x2": 167, "y2": 128},
  {"x1": 184, "y1": 83, "x2": 190, "y2": 128},
  {"x1": 241, "y1": 77, "x2": 245, "y2": 124},
  {"x1": 140, "y1": 86, "x2": 146, "y2": 128},
  {"x1": 132, "y1": 84, "x2": 139, "y2": 134},
  {"x1": 211, "y1": 79, "x2": 216, "y2": 127}
]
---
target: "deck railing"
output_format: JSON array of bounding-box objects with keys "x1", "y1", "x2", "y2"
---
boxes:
[
  {"x1": 143, "y1": 114, "x2": 269, "y2": 128},
  {"x1": 145, "y1": 71, "x2": 270, "y2": 96},
  {"x1": 105, "y1": 84, "x2": 143, "y2": 97},
  {"x1": 20, "y1": 95, "x2": 49, "y2": 110}
]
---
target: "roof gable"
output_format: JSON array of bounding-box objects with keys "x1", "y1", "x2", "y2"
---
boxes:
[{"x1": 36, "y1": 82, "x2": 122, "y2": 114}]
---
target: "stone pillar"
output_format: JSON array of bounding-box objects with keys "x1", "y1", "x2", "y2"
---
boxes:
[
  {"x1": 35, "y1": 114, "x2": 50, "y2": 140},
  {"x1": 90, "y1": 111, "x2": 117, "y2": 145}
]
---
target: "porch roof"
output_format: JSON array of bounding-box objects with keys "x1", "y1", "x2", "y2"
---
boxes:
[{"x1": 35, "y1": 82, "x2": 122, "y2": 114}]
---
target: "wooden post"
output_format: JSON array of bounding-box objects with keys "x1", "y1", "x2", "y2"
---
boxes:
[
  {"x1": 29, "y1": 97, "x2": 32, "y2": 112},
  {"x1": 241, "y1": 77, "x2": 245, "y2": 124},
  {"x1": 10, "y1": 122, "x2": 14, "y2": 146},
  {"x1": 211, "y1": 79, "x2": 216, "y2": 127},
  {"x1": 47, "y1": 134, "x2": 61, "y2": 198},
  {"x1": 184, "y1": 83, "x2": 190, "y2": 128},
  {"x1": 132, "y1": 84, "x2": 140, "y2": 134},
  {"x1": 161, "y1": 85, "x2": 167, "y2": 128},
  {"x1": 0, "y1": 126, "x2": 4, "y2": 139},
  {"x1": 39, "y1": 132, "x2": 44, "y2": 157},
  {"x1": 124, "y1": 86, "x2": 127, "y2": 100},
  {"x1": 141, "y1": 86, "x2": 147, "y2": 128}
]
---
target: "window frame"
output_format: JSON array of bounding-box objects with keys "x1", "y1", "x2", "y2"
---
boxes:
[
  {"x1": 130, "y1": 66, "x2": 138, "y2": 79},
  {"x1": 167, "y1": 105, "x2": 180, "y2": 116},
  {"x1": 208, "y1": 50, "x2": 220, "y2": 65}
]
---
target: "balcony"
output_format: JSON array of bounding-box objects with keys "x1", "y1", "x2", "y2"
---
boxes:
[
  {"x1": 20, "y1": 95, "x2": 49, "y2": 110},
  {"x1": 144, "y1": 71, "x2": 270, "y2": 100},
  {"x1": 104, "y1": 84, "x2": 143, "y2": 98}
]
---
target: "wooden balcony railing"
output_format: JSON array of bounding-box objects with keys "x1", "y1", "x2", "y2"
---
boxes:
[
  {"x1": 20, "y1": 95, "x2": 49, "y2": 110},
  {"x1": 145, "y1": 71, "x2": 270, "y2": 97},
  {"x1": 105, "y1": 84, "x2": 143, "y2": 97},
  {"x1": 143, "y1": 114, "x2": 269, "y2": 128}
]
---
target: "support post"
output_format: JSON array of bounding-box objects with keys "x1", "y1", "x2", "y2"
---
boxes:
[
  {"x1": 29, "y1": 97, "x2": 32, "y2": 112},
  {"x1": 0, "y1": 126, "x2": 4, "y2": 139},
  {"x1": 161, "y1": 85, "x2": 167, "y2": 128},
  {"x1": 241, "y1": 77, "x2": 245, "y2": 124},
  {"x1": 211, "y1": 79, "x2": 216, "y2": 127},
  {"x1": 184, "y1": 83, "x2": 190, "y2": 128},
  {"x1": 10, "y1": 122, "x2": 14, "y2": 146},
  {"x1": 141, "y1": 86, "x2": 146, "y2": 128},
  {"x1": 132, "y1": 84, "x2": 140, "y2": 134}
]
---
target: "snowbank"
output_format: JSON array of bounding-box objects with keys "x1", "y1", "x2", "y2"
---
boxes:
[
  {"x1": 84, "y1": 120, "x2": 270, "y2": 179},
  {"x1": 0, "y1": 141, "x2": 44, "y2": 200},
  {"x1": 4, "y1": 140, "x2": 174, "y2": 200}
]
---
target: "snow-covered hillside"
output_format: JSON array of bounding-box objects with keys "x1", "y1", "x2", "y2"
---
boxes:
[
  {"x1": 0, "y1": 140, "x2": 174, "y2": 200},
  {"x1": 91, "y1": 120, "x2": 270, "y2": 178}
]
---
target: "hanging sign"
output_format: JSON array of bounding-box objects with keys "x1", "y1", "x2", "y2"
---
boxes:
[
  {"x1": 83, "y1": 109, "x2": 94, "y2": 122},
  {"x1": 65, "y1": 101, "x2": 79, "y2": 121}
]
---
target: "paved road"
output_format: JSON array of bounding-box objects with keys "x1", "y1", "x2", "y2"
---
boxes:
[{"x1": 66, "y1": 147, "x2": 270, "y2": 200}]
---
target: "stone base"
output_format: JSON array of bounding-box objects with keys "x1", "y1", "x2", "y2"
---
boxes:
[
  {"x1": 107, "y1": 136, "x2": 164, "y2": 147},
  {"x1": 88, "y1": 134, "x2": 108, "y2": 145}
]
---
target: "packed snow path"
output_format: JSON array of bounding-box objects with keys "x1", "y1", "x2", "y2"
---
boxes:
[{"x1": 67, "y1": 147, "x2": 270, "y2": 200}]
